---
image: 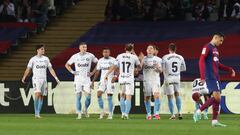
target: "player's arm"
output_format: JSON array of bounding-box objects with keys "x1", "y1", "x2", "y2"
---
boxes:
[
  {"x1": 218, "y1": 63, "x2": 235, "y2": 77},
  {"x1": 21, "y1": 67, "x2": 32, "y2": 83},
  {"x1": 104, "y1": 65, "x2": 117, "y2": 81},
  {"x1": 92, "y1": 70, "x2": 100, "y2": 83},
  {"x1": 49, "y1": 67, "x2": 60, "y2": 84},
  {"x1": 138, "y1": 52, "x2": 145, "y2": 68},
  {"x1": 180, "y1": 57, "x2": 186, "y2": 72},
  {"x1": 65, "y1": 63, "x2": 77, "y2": 75},
  {"x1": 199, "y1": 46, "x2": 209, "y2": 83}
]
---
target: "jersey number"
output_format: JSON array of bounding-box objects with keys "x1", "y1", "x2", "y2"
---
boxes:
[
  {"x1": 193, "y1": 79, "x2": 204, "y2": 88},
  {"x1": 122, "y1": 62, "x2": 131, "y2": 73},
  {"x1": 172, "y1": 62, "x2": 178, "y2": 72}
]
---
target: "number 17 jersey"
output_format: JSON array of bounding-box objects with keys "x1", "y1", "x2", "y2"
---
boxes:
[{"x1": 115, "y1": 52, "x2": 140, "y2": 84}]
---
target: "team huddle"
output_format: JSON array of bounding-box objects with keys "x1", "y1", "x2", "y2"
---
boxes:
[{"x1": 21, "y1": 32, "x2": 236, "y2": 127}]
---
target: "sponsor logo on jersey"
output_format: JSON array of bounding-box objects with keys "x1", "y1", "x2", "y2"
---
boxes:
[
  {"x1": 36, "y1": 65, "x2": 46, "y2": 69},
  {"x1": 77, "y1": 63, "x2": 89, "y2": 67}
]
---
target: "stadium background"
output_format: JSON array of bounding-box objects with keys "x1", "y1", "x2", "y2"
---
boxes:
[{"x1": 0, "y1": 0, "x2": 240, "y2": 115}]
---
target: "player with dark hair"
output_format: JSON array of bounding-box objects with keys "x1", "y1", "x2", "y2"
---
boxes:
[
  {"x1": 92, "y1": 47, "x2": 116, "y2": 119},
  {"x1": 162, "y1": 43, "x2": 186, "y2": 120},
  {"x1": 193, "y1": 32, "x2": 236, "y2": 127},
  {"x1": 22, "y1": 44, "x2": 60, "y2": 118}
]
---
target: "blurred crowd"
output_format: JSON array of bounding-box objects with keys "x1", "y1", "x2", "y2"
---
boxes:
[
  {"x1": 0, "y1": 0, "x2": 81, "y2": 30},
  {"x1": 105, "y1": 0, "x2": 240, "y2": 21}
]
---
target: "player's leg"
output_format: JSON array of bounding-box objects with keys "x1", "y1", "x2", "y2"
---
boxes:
[
  {"x1": 37, "y1": 79, "x2": 47, "y2": 118},
  {"x1": 203, "y1": 94, "x2": 209, "y2": 119},
  {"x1": 174, "y1": 83, "x2": 182, "y2": 120},
  {"x1": 192, "y1": 92, "x2": 203, "y2": 119},
  {"x1": 83, "y1": 84, "x2": 91, "y2": 118},
  {"x1": 124, "y1": 83, "x2": 134, "y2": 120},
  {"x1": 33, "y1": 79, "x2": 43, "y2": 118},
  {"x1": 97, "y1": 91, "x2": 104, "y2": 119},
  {"x1": 144, "y1": 96, "x2": 151, "y2": 120},
  {"x1": 153, "y1": 83, "x2": 161, "y2": 120},
  {"x1": 153, "y1": 92, "x2": 161, "y2": 120},
  {"x1": 143, "y1": 82, "x2": 152, "y2": 120},
  {"x1": 165, "y1": 84, "x2": 175, "y2": 119},
  {"x1": 174, "y1": 92, "x2": 182, "y2": 119},
  {"x1": 97, "y1": 82, "x2": 105, "y2": 119},
  {"x1": 107, "y1": 94, "x2": 113, "y2": 119},
  {"x1": 75, "y1": 83, "x2": 82, "y2": 119},
  {"x1": 211, "y1": 91, "x2": 226, "y2": 127},
  {"x1": 120, "y1": 84, "x2": 126, "y2": 118},
  {"x1": 106, "y1": 83, "x2": 115, "y2": 119}
]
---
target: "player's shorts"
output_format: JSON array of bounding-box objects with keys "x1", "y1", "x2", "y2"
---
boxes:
[
  {"x1": 143, "y1": 80, "x2": 161, "y2": 96},
  {"x1": 119, "y1": 81, "x2": 135, "y2": 95},
  {"x1": 74, "y1": 82, "x2": 91, "y2": 94},
  {"x1": 98, "y1": 81, "x2": 115, "y2": 94},
  {"x1": 205, "y1": 79, "x2": 221, "y2": 93},
  {"x1": 163, "y1": 81, "x2": 180, "y2": 95},
  {"x1": 32, "y1": 78, "x2": 47, "y2": 96}
]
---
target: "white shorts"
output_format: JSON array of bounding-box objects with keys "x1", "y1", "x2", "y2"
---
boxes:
[
  {"x1": 143, "y1": 81, "x2": 161, "y2": 96},
  {"x1": 163, "y1": 81, "x2": 180, "y2": 95},
  {"x1": 74, "y1": 82, "x2": 91, "y2": 94},
  {"x1": 32, "y1": 78, "x2": 47, "y2": 96},
  {"x1": 120, "y1": 82, "x2": 135, "y2": 95},
  {"x1": 98, "y1": 81, "x2": 115, "y2": 94}
]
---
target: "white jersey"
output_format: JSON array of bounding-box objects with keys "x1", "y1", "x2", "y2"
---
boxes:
[
  {"x1": 142, "y1": 56, "x2": 162, "y2": 82},
  {"x1": 97, "y1": 57, "x2": 116, "y2": 82},
  {"x1": 27, "y1": 55, "x2": 52, "y2": 80},
  {"x1": 67, "y1": 52, "x2": 98, "y2": 83},
  {"x1": 115, "y1": 52, "x2": 140, "y2": 83},
  {"x1": 192, "y1": 78, "x2": 209, "y2": 95},
  {"x1": 162, "y1": 53, "x2": 186, "y2": 83}
]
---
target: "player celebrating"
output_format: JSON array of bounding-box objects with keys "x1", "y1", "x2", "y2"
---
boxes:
[
  {"x1": 65, "y1": 42, "x2": 98, "y2": 119},
  {"x1": 92, "y1": 47, "x2": 116, "y2": 119},
  {"x1": 162, "y1": 43, "x2": 186, "y2": 120},
  {"x1": 139, "y1": 45, "x2": 162, "y2": 120},
  {"x1": 105, "y1": 43, "x2": 141, "y2": 120},
  {"x1": 192, "y1": 78, "x2": 209, "y2": 120},
  {"x1": 22, "y1": 44, "x2": 60, "y2": 118},
  {"x1": 193, "y1": 32, "x2": 235, "y2": 127}
]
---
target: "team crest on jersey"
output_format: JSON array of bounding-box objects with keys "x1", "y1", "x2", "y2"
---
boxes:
[{"x1": 86, "y1": 58, "x2": 90, "y2": 61}]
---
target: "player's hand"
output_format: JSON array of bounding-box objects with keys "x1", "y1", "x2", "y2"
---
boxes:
[
  {"x1": 90, "y1": 81, "x2": 94, "y2": 89},
  {"x1": 71, "y1": 71, "x2": 79, "y2": 75},
  {"x1": 231, "y1": 69, "x2": 236, "y2": 77},
  {"x1": 21, "y1": 77, "x2": 26, "y2": 84},
  {"x1": 111, "y1": 76, "x2": 118, "y2": 83},
  {"x1": 138, "y1": 52, "x2": 145, "y2": 60},
  {"x1": 55, "y1": 77, "x2": 60, "y2": 85},
  {"x1": 88, "y1": 72, "x2": 95, "y2": 77}
]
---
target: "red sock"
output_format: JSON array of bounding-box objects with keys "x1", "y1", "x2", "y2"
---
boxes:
[
  {"x1": 212, "y1": 99, "x2": 220, "y2": 120},
  {"x1": 200, "y1": 97, "x2": 215, "y2": 112}
]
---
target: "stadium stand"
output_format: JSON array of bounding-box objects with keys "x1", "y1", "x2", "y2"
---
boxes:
[
  {"x1": 0, "y1": 0, "x2": 108, "y2": 80},
  {"x1": 51, "y1": 21, "x2": 240, "y2": 81}
]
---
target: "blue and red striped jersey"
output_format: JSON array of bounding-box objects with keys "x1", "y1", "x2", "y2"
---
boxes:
[{"x1": 199, "y1": 43, "x2": 233, "y2": 81}]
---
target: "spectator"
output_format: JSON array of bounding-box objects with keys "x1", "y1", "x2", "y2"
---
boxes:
[
  {"x1": 230, "y1": 2, "x2": 240, "y2": 20},
  {"x1": 192, "y1": 1, "x2": 210, "y2": 21},
  {"x1": 31, "y1": 0, "x2": 48, "y2": 31},
  {"x1": 17, "y1": 0, "x2": 31, "y2": 22},
  {"x1": 153, "y1": 0, "x2": 168, "y2": 21},
  {"x1": 0, "y1": 0, "x2": 17, "y2": 22},
  {"x1": 111, "y1": 0, "x2": 132, "y2": 21}
]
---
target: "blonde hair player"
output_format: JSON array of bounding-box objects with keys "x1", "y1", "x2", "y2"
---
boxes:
[{"x1": 65, "y1": 42, "x2": 98, "y2": 119}]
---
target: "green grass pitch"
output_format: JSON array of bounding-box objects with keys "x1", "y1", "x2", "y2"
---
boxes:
[{"x1": 0, "y1": 114, "x2": 239, "y2": 135}]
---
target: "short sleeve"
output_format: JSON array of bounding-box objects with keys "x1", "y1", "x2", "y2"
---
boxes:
[
  {"x1": 67, "y1": 55, "x2": 75, "y2": 65},
  {"x1": 27, "y1": 58, "x2": 33, "y2": 69}
]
